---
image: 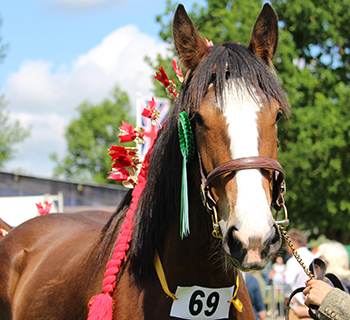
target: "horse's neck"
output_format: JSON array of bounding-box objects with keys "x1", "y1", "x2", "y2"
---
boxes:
[{"x1": 112, "y1": 161, "x2": 254, "y2": 319}]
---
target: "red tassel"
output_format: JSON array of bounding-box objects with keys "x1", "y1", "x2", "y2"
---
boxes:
[{"x1": 87, "y1": 293, "x2": 113, "y2": 320}]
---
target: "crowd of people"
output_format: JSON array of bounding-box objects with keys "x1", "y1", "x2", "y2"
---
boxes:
[{"x1": 244, "y1": 228, "x2": 350, "y2": 320}]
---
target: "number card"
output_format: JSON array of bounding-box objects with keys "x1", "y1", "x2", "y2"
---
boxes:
[{"x1": 170, "y1": 285, "x2": 235, "y2": 319}]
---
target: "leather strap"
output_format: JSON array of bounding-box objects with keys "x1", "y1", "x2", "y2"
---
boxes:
[
  {"x1": 206, "y1": 156, "x2": 284, "y2": 187},
  {"x1": 198, "y1": 152, "x2": 285, "y2": 212}
]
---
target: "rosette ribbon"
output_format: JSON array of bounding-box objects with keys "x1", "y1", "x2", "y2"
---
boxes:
[{"x1": 178, "y1": 111, "x2": 194, "y2": 238}]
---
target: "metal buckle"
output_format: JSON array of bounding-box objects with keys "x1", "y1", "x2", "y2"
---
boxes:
[
  {"x1": 200, "y1": 184, "x2": 207, "y2": 207},
  {"x1": 211, "y1": 206, "x2": 223, "y2": 239},
  {"x1": 275, "y1": 203, "x2": 289, "y2": 228}
]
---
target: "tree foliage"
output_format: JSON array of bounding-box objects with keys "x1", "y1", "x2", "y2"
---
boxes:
[
  {"x1": 52, "y1": 86, "x2": 133, "y2": 184},
  {"x1": 0, "y1": 97, "x2": 30, "y2": 168},
  {"x1": 154, "y1": 0, "x2": 350, "y2": 242},
  {"x1": 0, "y1": 17, "x2": 29, "y2": 168}
]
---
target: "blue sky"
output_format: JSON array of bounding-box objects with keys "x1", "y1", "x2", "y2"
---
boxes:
[{"x1": 0, "y1": 0, "x2": 204, "y2": 178}]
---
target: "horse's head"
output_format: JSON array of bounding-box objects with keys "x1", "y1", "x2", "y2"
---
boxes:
[{"x1": 174, "y1": 4, "x2": 289, "y2": 271}]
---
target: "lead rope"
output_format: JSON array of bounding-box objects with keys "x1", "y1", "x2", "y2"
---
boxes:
[
  {"x1": 279, "y1": 225, "x2": 314, "y2": 280},
  {"x1": 153, "y1": 250, "x2": 243, "y2": 312},
  {"x1": 277, "y1": 208, "x2": 315, "y2": 320}
]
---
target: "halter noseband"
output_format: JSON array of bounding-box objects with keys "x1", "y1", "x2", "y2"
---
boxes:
[{"x1": 197, "y1": 150, "x2": 288, "y2": 238}]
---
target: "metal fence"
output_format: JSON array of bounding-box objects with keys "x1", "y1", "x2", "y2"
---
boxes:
[{"x1": 266, "y1": 284, "x2": 285, "y2": 319}]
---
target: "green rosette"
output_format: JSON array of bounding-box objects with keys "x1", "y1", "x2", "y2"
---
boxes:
[{"x1": 178, "y1": 111, "x2": 194, "y2": 238}]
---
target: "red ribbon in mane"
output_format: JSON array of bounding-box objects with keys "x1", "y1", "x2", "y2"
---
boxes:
[{"x1": 86, "y1": 129, "x2": 160, "y2": 320}]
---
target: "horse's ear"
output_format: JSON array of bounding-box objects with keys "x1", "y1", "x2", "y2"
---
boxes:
[
  {"x1": 173, "y1": 4, "x2": 209, "y2": 71},
  {"x1": 248, "y1": 3, "x2": 278, "y2": 66}
]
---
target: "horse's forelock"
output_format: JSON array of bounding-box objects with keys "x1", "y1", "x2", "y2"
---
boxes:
[{"x1": 182, "y1": 42, "x2": 289, "y2": 116}]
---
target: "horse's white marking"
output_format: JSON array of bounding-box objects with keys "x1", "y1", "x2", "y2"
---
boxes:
[{"x1": 220, "y1": 80, "x2": 271, "y2": 252}]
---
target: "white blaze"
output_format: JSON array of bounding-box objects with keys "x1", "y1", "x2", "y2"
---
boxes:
[{"x1": 220, "y1": 81, "x2": 271, "y2": 248}]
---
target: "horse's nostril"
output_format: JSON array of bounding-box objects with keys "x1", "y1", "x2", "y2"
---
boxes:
[
  {"x1": 225, "y1": 226, "x2": 244, "y2": 258},
  {"x1": 263, "y1": 223, "x2": 281, "y2": 246}
]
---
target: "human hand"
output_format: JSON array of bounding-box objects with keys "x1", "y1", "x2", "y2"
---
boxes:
[{"x1": 303, "y1": 279, "x2": 333, "y2": 307}]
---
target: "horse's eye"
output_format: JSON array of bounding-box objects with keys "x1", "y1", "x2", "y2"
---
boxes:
[
  {"x1": 210, "y1": 73, "x2": 217, "y2": 84},
  {"x1": 276, "y1": 111, "x2": 284, "y2": 123},
  {"x1": 194, "y1": 113, "x2": 204, "y2": 127}
]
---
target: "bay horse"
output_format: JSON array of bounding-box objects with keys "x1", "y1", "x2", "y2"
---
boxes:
[{"x1": 0, "y1": 4, "x2": 289, "y2": 319}]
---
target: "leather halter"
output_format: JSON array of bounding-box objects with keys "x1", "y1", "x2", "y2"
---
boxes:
[{"x1": 197, "y1": 147, "x2": 287, "y2": 237}]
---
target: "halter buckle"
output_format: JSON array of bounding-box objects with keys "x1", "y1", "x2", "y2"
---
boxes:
[
  {"x1": 275, "y1": 203, "x2": 289, "y2": 228},
  {"x1": 200, "y1": 184, "x2": 207, "y2": 207},
  {"x1": 211, "y1": 206, "x2": 223, "y2": 239}
]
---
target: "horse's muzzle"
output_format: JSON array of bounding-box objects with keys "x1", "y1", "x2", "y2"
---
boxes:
[{"x1": 224, "y1": 223, "x2": 282, "y2": 271}]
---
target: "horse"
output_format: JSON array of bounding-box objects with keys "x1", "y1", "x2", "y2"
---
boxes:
[{"x1": 0, "y1": 3, "x2": 290, "y2": 319}]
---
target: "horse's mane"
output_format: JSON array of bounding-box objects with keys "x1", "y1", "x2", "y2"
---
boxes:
[
  {"x1": 95, "y1": 41, "x2": 290, "y2": 281},
  {"x1": 183, "y1": 42, "x2": 289, "y2": 115}
]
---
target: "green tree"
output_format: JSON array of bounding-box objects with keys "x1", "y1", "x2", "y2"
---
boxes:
[
  {"x1": 52, "y1": 85, "x2": 133, "y2": 184},
  {"x1": 0, "y1": 97, "x2": 30, "y2": 168},
  {"x1": 271, "y1": 0, "x2": 350, "y2": 243},
  {"x1": 0, "y1": 17, "x2": 29, "y2": 168},
  {"x1": 154, "y1": 0, "x2": 350, "y2": 242}
]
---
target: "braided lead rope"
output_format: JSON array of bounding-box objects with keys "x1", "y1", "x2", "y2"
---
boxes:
[{"x1": 279, "y1": 225, "x2": 314, "y2": 280}]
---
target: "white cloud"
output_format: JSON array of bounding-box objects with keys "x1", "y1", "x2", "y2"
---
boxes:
[
  {"x1": 7, "y1": 25, "x2": 169, "y2": 117},
  {"x1": 5, "y1": 112, "x2": 68, "y2": 177},
  {"x1": 4, "y1": 25, "x2": 170, "y2": 176}
]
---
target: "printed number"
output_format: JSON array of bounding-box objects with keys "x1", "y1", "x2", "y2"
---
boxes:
[
  {"x1": 205, "y1": 292, "x2": 220, "y2": 316},
  {"x1": 189, "y1": 290, "x2": 220, "y2": 317}
]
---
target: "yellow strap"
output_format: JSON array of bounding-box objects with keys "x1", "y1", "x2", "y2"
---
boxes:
[
  {"x1": 154, "y1": 250, "x2": 178, "y2": 300},
  {"x1": 154, "y1": 250, "x2": 243, "y2": 312},
  {"x1": 228, "y1": 275, "x2": 243, "y2": 312}
]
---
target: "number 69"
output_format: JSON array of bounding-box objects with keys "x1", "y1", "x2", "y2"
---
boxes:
[{"x1": 189, "y1": 290, "x2": 220, "y2": 317}]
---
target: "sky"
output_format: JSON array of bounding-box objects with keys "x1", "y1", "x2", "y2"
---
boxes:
[{"x1": 0, "y1": 0, "x2": 204, "y2": 179}]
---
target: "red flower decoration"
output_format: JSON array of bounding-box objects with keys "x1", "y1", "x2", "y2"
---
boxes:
[
  {"x1": 154, "y1": 67, "x2": 170, "y2": 88},
  {"x1": 36, "y1": 202, "x2": 53, "y2": 215},
  {"x1": 107, "y1": 167, "x2": 138, "y2": 188},
  {"x1": 167, "y1": 80, "x2": 177, "y2": 99},
  {"x1": 205, "y1": 38, "x2": 213, "y2": 47},
  {"x1": 0, "y1": 229, "x2": 8, "y2": 236},
  {"x1": 155, "y1": 66, "x2": 178, "y2": 100},
  {"x1": 109, "y1": 146, "x2": 137, "y2": 160},
  {"x1": 118, "y1": 121, "x2": 145, "y2": 144},
  {"x1": 142, "y1": 97, "x2": 161, "y2": 126},
  {"x1": 111, "y1": 154, "x2": 132, "y2": 168},
  {"x1": 107, "y1": 145, "x2": 140, "y2": 188},
  {"x1": 107, "y1": 167, "x2": 130, "y2": 182},
  {"x1": 172, "y1": 59, "x2": 184, "y2": 83}
]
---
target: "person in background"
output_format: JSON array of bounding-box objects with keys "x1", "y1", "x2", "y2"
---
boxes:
[
  {"x1": 269, "y1": 255, "x2": 286, "y2": 308},
  {"x1": 244, "y1": 271, "x2": 267, "y2": 320},
  {"x1": 303, "y1": 279, "x2": 350, "y2": 320},
  {"x1": 261, "y1": 258, "x2": 273, "y2": 285},
  {"x1": 269, "y1": 256, "x2": 286, "y2": 289},
  {"x1": 284, "y1": 229, "x2": 316, "y2": 319},
  {"x1": 316, "y1": 241, "x2": 350, "y2": 292}
]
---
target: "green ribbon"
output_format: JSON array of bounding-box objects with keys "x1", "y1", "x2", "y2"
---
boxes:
[{"x1": 178, "y1": 111, "x2": 194, "y2": 238}]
